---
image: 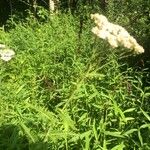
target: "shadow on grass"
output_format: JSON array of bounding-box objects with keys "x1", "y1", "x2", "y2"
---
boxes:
[{"x1": 0, "y1": 124, "x2": 49, "y2": 150}]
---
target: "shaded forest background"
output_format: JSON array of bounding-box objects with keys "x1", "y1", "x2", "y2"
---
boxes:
[{"x1": 0, "y1": 0, "x2": 150, "y2": 54}]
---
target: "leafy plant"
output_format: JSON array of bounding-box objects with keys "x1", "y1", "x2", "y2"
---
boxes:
[{"x1": 0, "y1": 6, "x2": 150, "y2": 150}]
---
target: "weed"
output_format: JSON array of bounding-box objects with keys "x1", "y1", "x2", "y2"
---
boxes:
[{"x1": 0, "y1": 12, "x2": 150, "y2": 150}]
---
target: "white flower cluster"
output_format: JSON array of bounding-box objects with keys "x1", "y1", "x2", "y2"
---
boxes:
[
  {"x1": 0, "y1": 44, "x2": 15, "y2": 61},
  {"x1": 91, "y1": 13, "x2": 144, "y2": 54}
]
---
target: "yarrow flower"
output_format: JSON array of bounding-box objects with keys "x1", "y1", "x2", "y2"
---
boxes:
[
  {"x1": 0, "y1": 44, "x2": 15, "y2": 61},
  {"x1": 91, "y1": 13, "x2": 144, "y2": 54},
  {"x1": 0, "y1": 44, "x2": 6, "y2": 49}
]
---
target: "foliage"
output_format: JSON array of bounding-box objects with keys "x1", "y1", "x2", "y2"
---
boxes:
[{"x1": 0, "y1": 1, "x2": 150, "y2": 150}]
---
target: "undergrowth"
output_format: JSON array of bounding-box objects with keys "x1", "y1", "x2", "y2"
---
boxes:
[{"x1": 0, "y1": 12, "x2": 150, "y2": 150}]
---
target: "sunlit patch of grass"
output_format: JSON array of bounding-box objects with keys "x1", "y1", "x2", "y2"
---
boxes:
[{"x1": 0, "y1": 13, "x2": 150, "y2": 149}]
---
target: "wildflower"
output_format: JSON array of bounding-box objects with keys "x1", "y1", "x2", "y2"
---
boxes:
[
  {"x1": 92, "y1": 27, "x2": 110, "y2": 39},
  {"x1": 134, "y1": 45, "x2": 144, "y2": 54},
  {"x1": 0, "y1": 44, "x2": 6, "y2": 49},
  {"x1": 123, "y1": 40, "x2": 133, "y2": 49},
  {"x1": 91, "y1": 13, "x2": 108, "y2": 27},
  {"x1": 91, "y1": 13, "x2": 144, "y2": 54},
  {"x1": 0, "y1": 49, "x2": 15, "y2": 61},
  {"x1": 129, "y1": 37, "x2": 138, "y2": 46},
  {"x1": 108, "y1": 34, "x2": 118, "y2": 48}
]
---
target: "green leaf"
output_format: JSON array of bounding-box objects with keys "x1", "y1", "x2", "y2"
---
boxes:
[
  {"x1": 140, "y1": 124, "x2": 150, "y2": 129},
  {"x1": 138, "y1": 129, "x2": 143, "y2": 146},
  {"x1": 20, "y1": 122, "x2": 35, "y2": 143},
  {"x1": 111, "y1": 142, "x2": 125, "y2": 150},
  {"x1": 80, "y1": 130, "x2": 92, "y2": 140},
  {"x1": 125, "y1": 117, "x2": 135, "y2": 121},
  {"x1": 15, "y1": 84, "x2": 26, "y2": 94},
  {"x1": 123, "y1": 129, "x2": 137, "y2": 137},
  {"x1": 140, "y1": 108, "x2": 150, "y2": 121},
  {"x1": 103, "y1": 139, "x2": 107, "y2": 150},
  {"x1": 143, "y1": 93, "x2": 150, "y2": 98},
  {"x1": 104, "y1": 131, "x2": 124, "y2": 138},
  {"x1": 124, "y1": 108, "x2": 135, "y2": 113},
  {"x1": 85, "y1": 132, "x2": 90, "y2": 150},
  {"x1": 78, "y1": 113, "x2": 88, "y2": 122},
  {"x1": 58, "y1": 109, "x2": 76, "y2": 131},
  {"x1": 92, "y1": 119, "x2": 98, "y2": 142},
  {"x1": 112, "y1": 100, "x2": 126, "y2": 122}
]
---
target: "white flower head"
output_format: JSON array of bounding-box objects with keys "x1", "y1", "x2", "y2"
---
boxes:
[
  {"x1": 129, "y1": 37, "x2": 137, "y2": 46},
  {"x1": 91, "y1": 14, "x2": 108, "y2": 28},
  {"x1": 123, "y1": 40, "x2": 133, "y2": 49},
  {"x1": 92, "y1": 27, "x2": 110, "y2": 39},
  {"x1": 134, "y1": 45, "x2": 144, "y2": 54},
  {"x1": 91, "y1": 13, "x2": 144, "y2": 54},
  {"x1": 108, "y1": 35, "x2": 118, "y2": 48},
  {"x1": 0, "y1": 44, "x2": 6, "y2": 49},
  {"x1": 0, "y1": 49, "x2": 15, "y2": 61}
]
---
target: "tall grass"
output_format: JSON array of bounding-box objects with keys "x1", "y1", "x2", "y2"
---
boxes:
[{"x1": 0, "y1": 12, "x2": 150, "y2": 150}]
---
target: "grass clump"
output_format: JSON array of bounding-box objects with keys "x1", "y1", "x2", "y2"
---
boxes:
[{"x1": 0, "y1": 12, "x2": 150, "y2": 150}]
